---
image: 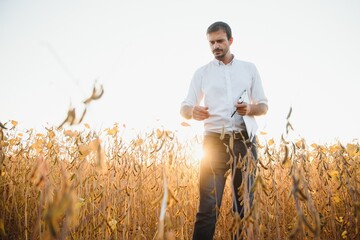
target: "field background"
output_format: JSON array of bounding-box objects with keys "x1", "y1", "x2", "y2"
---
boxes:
[
  {"x1": 1, "y1": 1, "x2": 360, "y2": 239},
  {"x1": 0, "y1": 120, "x2": 359, "y2": 240}
]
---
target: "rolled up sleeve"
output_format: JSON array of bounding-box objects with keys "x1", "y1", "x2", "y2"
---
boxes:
[
  {"x1": 181, "y1": 69, "x2": 204, "y2": 108},
  {"x1": 250, "y1": 63, "x2": 268, "y2": 106}
]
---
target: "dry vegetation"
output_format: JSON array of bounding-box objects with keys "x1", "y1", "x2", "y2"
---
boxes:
[{"x1": 0, "y1": 119, "x2": 359, "y2": 239}]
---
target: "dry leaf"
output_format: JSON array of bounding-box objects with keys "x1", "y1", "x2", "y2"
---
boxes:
[
  {"x1": 181, "y1": 122, "x2": 191, "y2": 127},
  {"x1": 135, "y1": 139, "x2": 144, "y2": 147},
  {"x1": 11, "y1": 120, "x2": 18, "y2": 127},
  {"x1": 332, "y1": 195, "x2": 341, "y2": 203},
  {"x1": 64, "y1": 130, "x2": 74, "y2": 137},
  {"x1": 156, "y1": 129, "x2": 163, "y2": 138},
  {"x1": 107, "y1": 128, "x2": 118, "y2": 136},
  {"x1": 89, "y1": 139, "x2": 101, "y2": 151}
]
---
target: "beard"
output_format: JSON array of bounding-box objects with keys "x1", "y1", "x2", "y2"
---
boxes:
[{"x1": 213, "y1": 48, "x2": 228, "y2": 60}]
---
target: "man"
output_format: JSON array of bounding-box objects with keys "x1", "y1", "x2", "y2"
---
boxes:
[{"x1": 180, "y1": 21, "x2": 268, "y2": 239}]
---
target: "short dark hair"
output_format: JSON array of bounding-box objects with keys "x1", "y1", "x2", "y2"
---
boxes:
[{"x1": 207, "y1": 21, "x2": 232, "y2": 40}]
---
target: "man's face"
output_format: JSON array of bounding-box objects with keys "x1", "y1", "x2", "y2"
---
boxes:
[{"x1": 207, "y1": 30, "x2": 233, "y2": 60}]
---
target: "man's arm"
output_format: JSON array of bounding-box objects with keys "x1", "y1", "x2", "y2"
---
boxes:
[
  {"x1": 247, "y1": 103, "x2": 268, "y2": 116},
  {"x1": 180, "y1": 105, "x2": 193, "y2": 120},
  {"x1": 235, "y1": 102, "x2": 268, "y2": 116}
]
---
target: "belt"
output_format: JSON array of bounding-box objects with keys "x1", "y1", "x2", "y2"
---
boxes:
[{"x1": 204, "y1": 131, "x2": 248, "y2": 140}]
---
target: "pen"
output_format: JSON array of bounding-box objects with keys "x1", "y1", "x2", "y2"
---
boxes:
[{"x1": 231, "y1": 90, "x2": 246, "y2": 118}]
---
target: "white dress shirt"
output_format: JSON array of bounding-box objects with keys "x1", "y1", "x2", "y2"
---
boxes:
[{"x1": 181, "y1": 57, "x2": 268, "y2": 139}]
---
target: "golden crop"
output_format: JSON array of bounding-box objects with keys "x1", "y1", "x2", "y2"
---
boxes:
[{"x1": 0, "y1": 121, "x2": 359, "y2": 240}]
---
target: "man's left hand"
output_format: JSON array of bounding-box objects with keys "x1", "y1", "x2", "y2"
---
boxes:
[{"x1": 235, "y1": 103, "x2": 251, "y2": 116}]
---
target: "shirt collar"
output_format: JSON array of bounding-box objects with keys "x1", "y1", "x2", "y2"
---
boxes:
[{"x1": 212, "y1": 54, "x2": 235, "y2": 66}]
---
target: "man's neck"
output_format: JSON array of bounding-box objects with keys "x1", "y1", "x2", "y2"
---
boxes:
[{"x1": 218, "y1": 53, "x2": 234, "y2": 65}]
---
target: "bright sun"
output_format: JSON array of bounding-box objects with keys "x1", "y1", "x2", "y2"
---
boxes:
[{"x1": 190, "y1": 142, "x2": 204, "y2": 164}]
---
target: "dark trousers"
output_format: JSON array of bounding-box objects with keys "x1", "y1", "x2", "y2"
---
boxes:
[{"x1": 192, "y1": 132, "x2": 257, "y2": 240}]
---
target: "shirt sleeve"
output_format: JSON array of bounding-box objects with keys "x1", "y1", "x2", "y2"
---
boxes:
[
  {"x1": 181, "y1": 68, "x2": 204, "y2": 108},
  {"x1": 250, "y1": 63, "x2": 268, "y2": 106}
]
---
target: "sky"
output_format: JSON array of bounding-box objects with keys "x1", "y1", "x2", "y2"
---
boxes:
[{"x1": 1, "y1": 0, "x2": 359, "y2": 144}]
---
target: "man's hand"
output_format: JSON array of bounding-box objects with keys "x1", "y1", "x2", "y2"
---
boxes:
[
  {"x1": 235, "y1": 102, "x2": 250, "y2": 116},
  {"x1": 192, "y1": 106, "x2": 210, "y2": 121}
]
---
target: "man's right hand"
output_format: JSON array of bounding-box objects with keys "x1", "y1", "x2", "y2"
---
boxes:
[{"x1": 192, "y1": 106, "x2": 209, "y2": 121}]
